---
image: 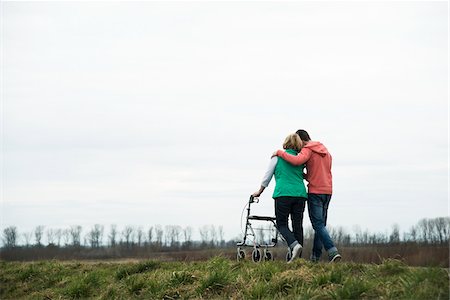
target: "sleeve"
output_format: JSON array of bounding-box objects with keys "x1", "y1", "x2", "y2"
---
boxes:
[
  {"x1": 276, "y1": 148, "x2": 312, "y2": 166},
  {"x1": 261, "y1": 157, "x2": 278, "y2": 187}
]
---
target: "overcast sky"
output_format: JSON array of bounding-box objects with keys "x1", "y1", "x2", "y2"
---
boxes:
[{"x1": 1, "y1": 1, "x2": 448, "y2": 242}]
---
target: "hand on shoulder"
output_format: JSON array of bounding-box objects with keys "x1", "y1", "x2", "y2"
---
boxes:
[{"x1": 271, "y1": 150, "x2": 279, "y2": 158}]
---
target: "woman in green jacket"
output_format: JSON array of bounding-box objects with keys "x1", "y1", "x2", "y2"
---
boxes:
[{"x1": 252, "y1": 133, "x2": 307, "y2": 263}]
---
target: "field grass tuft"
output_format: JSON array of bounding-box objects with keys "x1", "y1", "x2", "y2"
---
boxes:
[{"x1": 115, "y1": 260, "x2": 160, "y2": 280}]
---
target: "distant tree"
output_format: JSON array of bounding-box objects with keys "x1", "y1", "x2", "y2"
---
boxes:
[
  {"x1": 218, "y1": 226, "x2": 225, "y2": 247},
  {"x1": 136, "y1": 227, "x2": 143, "y2": 247},
  {"x1": 55, "y1": 229, "x2": 62, "y2": 247},
  {"x1": 2, "y1": 226, "x2": 18, "y2": 248},
  {"x1": 23, "y1": 231, "x2": 33, "y2": 247},
  {"x1": 88, "y1": 224, "x2": 104, "y2": 248},
  {"x1": 435, "y1": 217, "x2": 450, "y2": 243},
  {"x1": 409, "y1": 225, "x2": 418, "y2": 242},
  {"x1": 46, "y1": 228, "x2": 56, "y2": 245},
  {"x1": 332, "y1": 226, "x2": 347, "y2": 245},
  {"x1": 199, "y1": 225, "x2": 210, "y2": 246},
  {"x1": 209, "y1": 225, "x2": 217, "y2": 247},
  {"x1": 69, "y1": 225, "x2": 82, "y2": 246},
  {"x1": 173, "y1": 226, "x2": 182, "y2": 247},
  {"x1": 164, "y1": 225, "x2": 172, "y2": 247},
  {"x1": 34, "y1": 225, "x2": 45, "y2": 246},
  {"x1": 426, "y1": 219, "x2": 437, "y2": 244},
  {"x1": 109, "y1": 225, "x2": 117, "y2": 247},
  {"x1": 147, "y1": 226, "x2": 154, "y2": 246},
  {"x1": 122, "y1": 226, "x2": 134, "y2": 248},
  {"x1": 389, "y1": 224, "x2": 400, "y2": 244},
  {"x1": 62, "y1": 229, "x2": 70, "y2": 246},
  {"x1": 183, "y1": 226, "x2": 192, "y2": 247},
  {"x1": 353, "y1": 225, "x2": 362, "y2": 244},
  {"x1": 155, "y1": 225, "x2": 163, "y2": 247},
  {"x1": 418, "y1": 218, "x2": 429, "y2": 243}
]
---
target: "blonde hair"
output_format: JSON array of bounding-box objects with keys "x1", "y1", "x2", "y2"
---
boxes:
[{"x1": 283, "y1": 133, "x2": 303, "y2": 152}]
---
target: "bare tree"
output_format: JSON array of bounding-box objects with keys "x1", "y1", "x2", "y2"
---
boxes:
[
  {"x1": 55, "y1": 229, "x2": 62, "y2": 247},
  {"x1": 172, "y1": 226, "x2": 181, "y2": 247},
  {"x1": 436, "y1": 217, "x2": 450, "y2": 243},
  {"x1": 333, "y1": 226, "x2": 346, "y2": 245},
  {"x1": 352, "y1": 225, "x2": 362, "y2": 244},
  {"x1": 155, "y1": 225, "x2": 163, "y2": 247},
  {"x1": 62, "y1": 229, "x2": 70, "y2": 246},
  {"x1": 147, "y1": 226, "x2": 154, "y2": 246},
  {"x1": 409, "y1": 225, "x2": 417, "y2": 242},
  {"x1": 23, "y1": 231, "x2": 33, "y2": 247},
  {"x1": 88, "y1": 224, "x2": 104, "y2": 248},
  {"x1": 109, "y1": 224, "x2": 118, "y2": 247},
  {"x1": 164, "y1": 225, "x2": 172, "y2": 247},
  {"x1": 218, "y1": 226, "x2": 224, "y2": 247},
  {"x1": 2, "y1": 226, "x2": 18, "y2": 248},
  {"x1": 136, "y1": 227, "x2": 143, "y2": 247},
  {"x1": 418, "y1": 218, "x2": 429, "y2": 243},
  {"x1": 199, "y1": 225, "x2": 210, "y2": 246},
  {"x1": 209, "y1": 225, "x2": 217, "y2": 247},
  {"x1": 183, "y1": 226, "x2": 192, "y2": 247},
  {"x1": 183, "y1": 226, "x2": 192, "y2": 242},
  {"x1": 34, "y1": 225, "x2": 45, "y2": 246},
  {"x1": 426, "y1": 219, "x2": 437, "y2": 244},
  {"x1": 122, "y1": 226, "x2": 134, "y2": 247},
  {"x1": 389, "y1": 224, "x2": 400, "y2": 244},
  {"x1": 69, "y1": 225, "x2": 82, "y2": 246},
  {"x1": 46, "y1": 228, "x2": 56, "y2": 245}
]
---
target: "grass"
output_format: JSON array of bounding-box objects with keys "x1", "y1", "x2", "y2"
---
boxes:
[{"x1": 0, "y1": 257, "x2": 448, "y2": 299}]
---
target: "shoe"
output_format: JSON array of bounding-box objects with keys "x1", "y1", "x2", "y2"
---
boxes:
[
  {"x1": 329, "y1": 251, "x2": 342, "y2": 263},
  {"x1": 288, "y1": 243, "x2": 303, "y2": 263}
]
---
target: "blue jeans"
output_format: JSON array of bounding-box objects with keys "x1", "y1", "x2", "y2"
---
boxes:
[
  {"x1": 307, "y1": 193, "x2": 337, "y2": 258},
  {"x1": 274, "y1": 196, "x2": 306, "y2": 251}
]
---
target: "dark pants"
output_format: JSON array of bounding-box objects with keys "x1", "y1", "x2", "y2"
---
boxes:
[
  {"x1": 307, "y1": 193, "x2": 337, "y2": 258},
  {"x1": 274, "y1": 196, "x2": 306, "y2": 251}
]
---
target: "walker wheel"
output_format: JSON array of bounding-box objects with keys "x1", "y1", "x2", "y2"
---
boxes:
[
  {"x1": 264, "y1": 251, "x2": 273, "y2": 261},
  {"x1": 237, "y1": 248, "x2": 245, "y2": 261},
  {"x1": 252, "y1": 249, "x2": 262, "y2": 263}
]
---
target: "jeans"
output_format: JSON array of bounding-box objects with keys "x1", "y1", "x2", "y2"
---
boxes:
[
  {"x1": 274, "y1": 196, "x2": 306, "y2": 251},
  {"x1": 308, "y1": 193, "x2": 338, "y2": 258}
]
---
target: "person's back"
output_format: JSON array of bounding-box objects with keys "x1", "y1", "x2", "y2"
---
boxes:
[
  {"x1": 302, "y1": 141, "x2": 332, "y2": 195},
  {"x1": 273, "y1": 148, "x2": 307, "y2": 199}
]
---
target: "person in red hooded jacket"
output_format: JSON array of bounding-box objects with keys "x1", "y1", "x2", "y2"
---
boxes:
[{"x1": 273, "y1": 129, "x2": 341, "y2": 263}]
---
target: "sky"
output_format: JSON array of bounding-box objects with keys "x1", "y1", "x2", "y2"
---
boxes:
[{"x1": 1, "y1": 1, "x2": 448, "y2": 243}]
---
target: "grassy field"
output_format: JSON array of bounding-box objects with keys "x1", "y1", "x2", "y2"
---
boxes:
[{"x1": 1, "y1": 257, "x2": 448, "y2": 299}]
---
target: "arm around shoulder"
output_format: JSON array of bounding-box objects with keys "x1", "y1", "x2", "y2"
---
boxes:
[{"x1": 276, "y1": 148, "x2": 311, "y2": 165}]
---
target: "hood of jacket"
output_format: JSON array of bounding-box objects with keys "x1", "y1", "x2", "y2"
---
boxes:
[{"x1": 304, "y1": 141, "x2": 329, "y2": 157}]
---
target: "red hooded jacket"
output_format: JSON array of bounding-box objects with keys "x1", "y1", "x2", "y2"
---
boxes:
[{"x1": 276, "y1": 141, "x2": 332, "y2": 194}]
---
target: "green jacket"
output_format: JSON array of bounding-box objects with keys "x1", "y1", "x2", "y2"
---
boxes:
[{"x1": 273, "y1": 149, "x2": 307, "y2": 198}]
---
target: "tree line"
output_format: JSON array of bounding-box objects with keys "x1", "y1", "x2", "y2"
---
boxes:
[
  {"x1": 2, "y1": 217, "x2": 449, "y2": 249},
  {"x1": 1, "y1": 224, "x2": 227, "y2": 249}
]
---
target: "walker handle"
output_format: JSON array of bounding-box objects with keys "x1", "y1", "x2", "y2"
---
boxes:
[{"x1": 249, "y1": 195, "x2": 259, "y2": 203}]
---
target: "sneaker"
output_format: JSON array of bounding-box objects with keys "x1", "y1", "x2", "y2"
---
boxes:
[
  {"x1": 288, "y1": 243, "x2": 303, "y2": 263},
  {"x1": 328, "y1": 251, "x2": 342, "y2": 263}
]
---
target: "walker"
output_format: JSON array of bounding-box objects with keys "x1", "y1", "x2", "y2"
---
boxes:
[{"x1": 236, "y1": 195, "x2": 293, "y2": 262}]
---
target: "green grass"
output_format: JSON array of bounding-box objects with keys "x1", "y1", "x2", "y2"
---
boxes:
[{"x1": 0, "y1": 257, "x2": 448, "y2": 299}]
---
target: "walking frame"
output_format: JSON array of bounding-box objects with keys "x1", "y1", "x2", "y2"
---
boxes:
[{"x1": 236, "y1": 195, "x2": 293, "y2": 262}]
